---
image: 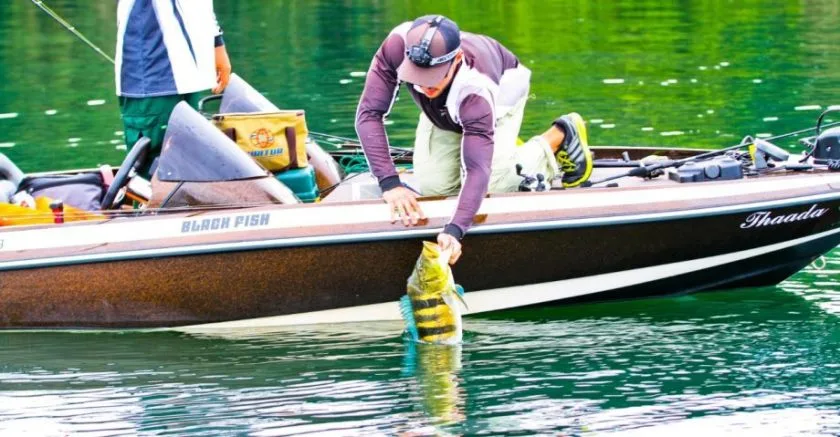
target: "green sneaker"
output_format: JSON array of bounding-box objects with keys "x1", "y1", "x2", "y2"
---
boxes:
[{"x1": 553, "y1": 112, "x2": 593, "y2": 188}]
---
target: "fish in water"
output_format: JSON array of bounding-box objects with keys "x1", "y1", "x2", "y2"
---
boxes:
[{"x1": 399, "y1": 241, "x2": 467, "y2": 344}]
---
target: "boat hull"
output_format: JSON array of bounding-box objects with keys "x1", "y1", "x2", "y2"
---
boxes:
[{"x1": 1, "y1": 181, "x2": 838, "y2": 328}]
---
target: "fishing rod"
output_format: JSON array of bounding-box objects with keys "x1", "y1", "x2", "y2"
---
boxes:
[
  {"x1": 30, "y1": 0, "x2": 115, "y2": 64},
  {"x1": 308, "y1": 131, "x2": 414, "y2": 156},
  {"x1": 584, "y1": 120, "x2": 840, "y2": 187},
  {"x1": 307, "y1": 131, "x2": 360, "y2": 144}
]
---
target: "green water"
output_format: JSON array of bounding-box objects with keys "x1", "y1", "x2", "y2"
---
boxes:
[{"x1": 1, "y1": 0, "x2": 840, "y2": 434}]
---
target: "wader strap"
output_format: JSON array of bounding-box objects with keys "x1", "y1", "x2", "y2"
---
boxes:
[{"x1": 285, "y1": 127, "x2": 298, "y2": 168}]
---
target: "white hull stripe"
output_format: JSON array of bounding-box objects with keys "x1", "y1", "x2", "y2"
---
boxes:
[
  {"x1": 1, "y1": 191, "x2": 839, "y2": 271},
  {"x1": 176, "y1": 226, "x2": 840, "y2": 332}
]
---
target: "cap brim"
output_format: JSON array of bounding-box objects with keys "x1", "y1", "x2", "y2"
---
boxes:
[{"x1": 397, "y1": 60, "x2": 450, "y2": 88}]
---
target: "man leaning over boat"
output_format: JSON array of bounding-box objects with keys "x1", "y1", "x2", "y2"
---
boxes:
[
  {"x1": 115, "y1": 0, "x2": 232, "y2": 179},
  {"x1": 355, "y1": 15, "x2": 594, "y2": 264}
]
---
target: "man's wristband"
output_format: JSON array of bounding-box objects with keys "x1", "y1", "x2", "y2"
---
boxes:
[
  {"x1": 378, "y1": 175, "x2": 402, "y2": 192},
  {"x1": 442, "y1": 224, "x2": 464, "y2": 240}
]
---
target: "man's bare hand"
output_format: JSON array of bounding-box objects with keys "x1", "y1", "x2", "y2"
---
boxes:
[
  {"x1": 213, "y1": 45, "x2": 232, "y2": 94},
  {"x1": 437, "y1": 232, "x2": 462, "y2": 265},
  {"x1": 383, "y1": 186, "x2": 426, "y2": 226}
]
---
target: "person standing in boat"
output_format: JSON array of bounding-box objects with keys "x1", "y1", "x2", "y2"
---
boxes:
[
  {"x1": 356, "y1": 15, "x2": 593, "y2": 264},
  {"x1": 115, "y1": 0, "x2": 232, "y2": 179}
]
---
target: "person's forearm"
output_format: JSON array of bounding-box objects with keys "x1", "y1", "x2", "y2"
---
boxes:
[
  {"x1": 445, "y1": 136, "x2": 492, "y2": 238},
  {"x1": 355, "y1": 34, "x2": 406, "y2": 191},
  {"x1": 445, "y1": 94, "x2": 495, "y2": 238},
  {"x1": 356, "y1": 109, "x2": 400, "y2": 191}
]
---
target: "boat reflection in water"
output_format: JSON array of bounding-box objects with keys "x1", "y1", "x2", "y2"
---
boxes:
[{"x1": 2, "y1": 280, "x2": 840, "y2": 435}]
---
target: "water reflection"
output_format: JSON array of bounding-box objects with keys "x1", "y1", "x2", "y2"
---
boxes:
[
  {"x1": 401, "y1": 341, "x2": 465, "y2": 430},
  {"x1": 1, "y1": 273, "x2": 838, "y2": 435},
  {"x1": 780, "y1": 248, "x2": 840, "y2": 318}
]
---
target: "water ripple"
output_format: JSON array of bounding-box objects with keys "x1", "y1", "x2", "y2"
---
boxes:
[{"x1": 1, "y1": 270, "x2": 839, "y2": 435}]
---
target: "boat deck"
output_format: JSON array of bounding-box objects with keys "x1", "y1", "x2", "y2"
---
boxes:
[
  {"x1": 325, "y1": 166, "x2": 700, "y2": 203},
  {"x1": 324, "y1": 144, "x2": 818, "y2": 203}
]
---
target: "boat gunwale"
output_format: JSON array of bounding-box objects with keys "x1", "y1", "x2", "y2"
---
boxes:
[
  {"x1": 2, "y1": 187, "x2": 839, "y2": 272},
  {"x1": 3, "y1": 156, "x2": 838, "y2": 231}
]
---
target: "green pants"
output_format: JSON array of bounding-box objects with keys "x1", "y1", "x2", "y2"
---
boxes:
[{"x1": 119, "y1": 93, "x2": 200, "y2": 179}]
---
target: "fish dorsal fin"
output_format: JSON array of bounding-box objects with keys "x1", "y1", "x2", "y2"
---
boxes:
[
  {"x1": 421, "y1": 241, "x2": 440, "y2": 258},
  {"x1": 399, "y1": 295, "x2": 419, "y2": 342},
  {"x1": 421, "y1": 241, "x2": 452, "y2": 267}
]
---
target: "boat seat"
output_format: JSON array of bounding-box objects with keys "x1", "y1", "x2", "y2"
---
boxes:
[
  {"x1": 321, "y1": 171, "x2": 421, "y2": 203},
  {"x1": 0, "y1": 153, "x2": 25, "y2": 203}
]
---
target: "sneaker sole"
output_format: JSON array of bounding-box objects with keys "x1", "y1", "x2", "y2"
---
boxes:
[{"x1": 562, "y1": 112, "x2": 593, "y2": 188}]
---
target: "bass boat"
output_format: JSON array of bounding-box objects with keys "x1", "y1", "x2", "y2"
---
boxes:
[{"x1": 1, "y1": 76, "x2": 839, "y2": 330}]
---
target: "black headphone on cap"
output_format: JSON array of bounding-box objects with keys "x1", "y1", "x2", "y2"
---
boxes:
[{"x1": 406, "y1": 16, "x2": 458, "y2": 68}]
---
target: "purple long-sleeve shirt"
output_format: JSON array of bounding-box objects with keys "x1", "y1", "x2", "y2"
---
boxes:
[{"x1": 355, "y1": 22, "x2": 527, "y2": 238}]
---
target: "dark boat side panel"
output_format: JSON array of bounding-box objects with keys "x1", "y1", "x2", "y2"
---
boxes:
[
  {"x1": 560, "y1": 232, "x2": 840, "y2": 305},
  {"x1": 456, "y1": 201, "x2": 840, "y2": 291},
  {"x1": 0, "y1": 239, "x2": 426, "y2": 328}
]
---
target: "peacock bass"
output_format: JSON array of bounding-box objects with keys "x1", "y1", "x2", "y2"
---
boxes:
[{"x1": 400, "y1": 241, "x2": 467, "y2": 344}]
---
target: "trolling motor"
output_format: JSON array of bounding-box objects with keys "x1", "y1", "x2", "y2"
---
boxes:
[
  {"x1": 792, "y1": 108, "x2": 840, "y2": 172},
  {"x1": 800, "y1": 108, "x2": 840, "y2": 161},
  {"x1": 813, "y1": 128, "x2": 840, "y2": 161},
  {"x1": 747, "y1": 109, "x2": 840, "y2": 173}
]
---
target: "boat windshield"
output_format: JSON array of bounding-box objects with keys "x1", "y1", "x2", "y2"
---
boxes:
[
  {"x1": 147, "y1": 102, "x2": 299, "y2": 209},
  {"x1": 219, "y1": 73, "x2": 280, "y2": 113},
  {"x1": 155, "y1": 102, "x2": 268, "y2": 183}
]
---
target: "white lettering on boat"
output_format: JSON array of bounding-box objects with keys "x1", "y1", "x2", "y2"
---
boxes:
[
  {"x1": 740, "y1": 204, "x2": 828, "y2": 229},
  {"x1": 181, "y1": 213, "x2": 270, "y2": 234}
]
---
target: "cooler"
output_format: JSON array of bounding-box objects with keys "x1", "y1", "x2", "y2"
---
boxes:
[{"x1": 275, "y1": 165, "x2": 319, "y2": 203}]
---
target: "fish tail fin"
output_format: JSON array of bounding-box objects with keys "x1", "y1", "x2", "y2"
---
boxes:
[
  {"x1": 399, "y1": 295, "x2": 419, "y2": 342},
  {"x1": 400, "y1": 337, "x2": 418, "y2": 377}
]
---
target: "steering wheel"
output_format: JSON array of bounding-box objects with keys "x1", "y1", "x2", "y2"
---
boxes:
[{"x1": 101, "y1": 137, "x2": 151, "y2": 210}]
